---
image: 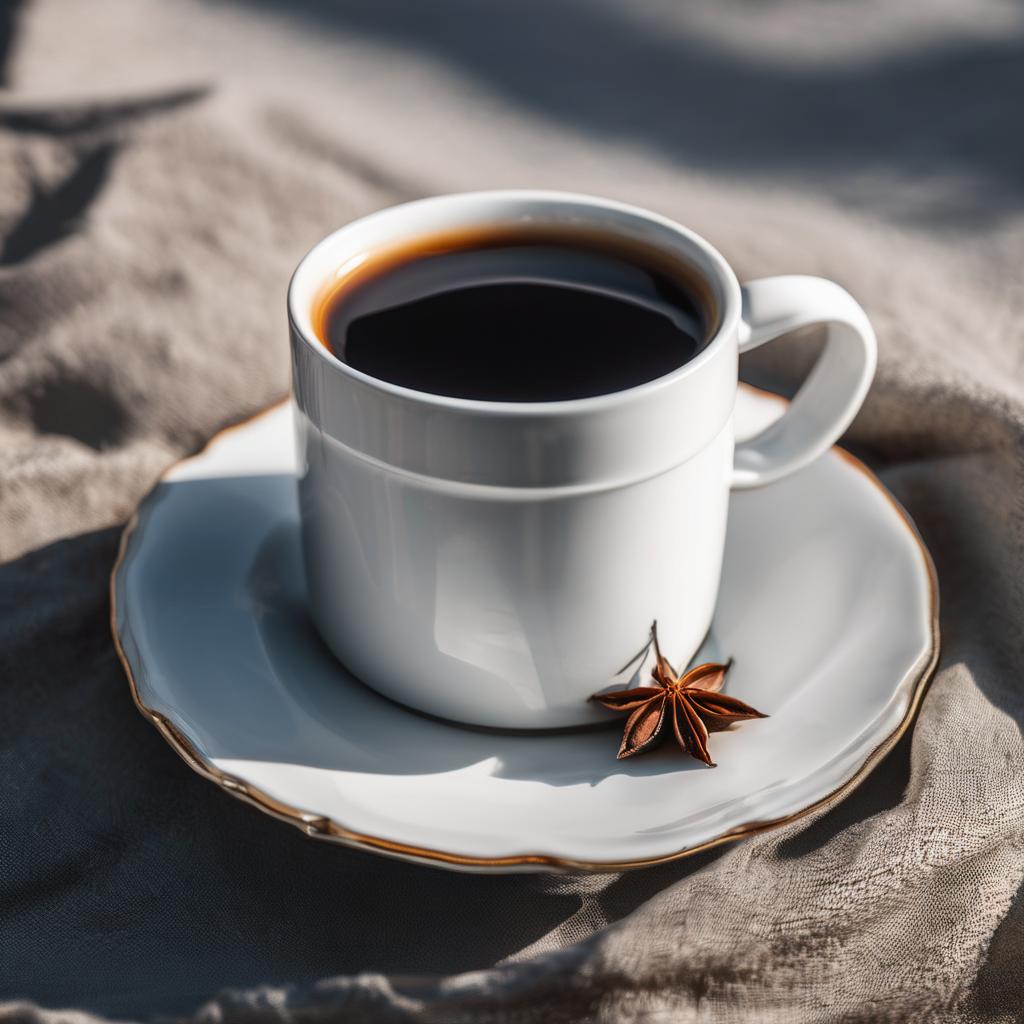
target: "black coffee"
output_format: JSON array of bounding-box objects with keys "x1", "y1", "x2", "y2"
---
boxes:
[{"x1": 315, "y1": 227, "x2": 711, "y2": 403}]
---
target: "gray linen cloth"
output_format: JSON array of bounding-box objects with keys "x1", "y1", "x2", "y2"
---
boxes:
[{"x1": 2, "y1": 0, "x2": 1023, "y2": 1020}]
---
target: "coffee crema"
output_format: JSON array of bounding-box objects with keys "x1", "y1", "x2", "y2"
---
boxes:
[{"x1": 313, "y1": 225, "x2": 713, "y2": 403}]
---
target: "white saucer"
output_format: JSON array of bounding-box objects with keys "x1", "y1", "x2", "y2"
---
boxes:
[{"x1": 112, "y1": 387, "x2": 938, "y2": 873}]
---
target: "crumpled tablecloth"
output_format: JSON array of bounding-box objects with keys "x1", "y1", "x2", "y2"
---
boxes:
[{"x1": 2, "y1": 0, "x2": 1023, "y2": 1020}]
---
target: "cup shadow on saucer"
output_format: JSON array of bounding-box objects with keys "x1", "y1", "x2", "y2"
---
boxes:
[{"x1": 157, "y1": 471, "x2": 702, "y2": 787}]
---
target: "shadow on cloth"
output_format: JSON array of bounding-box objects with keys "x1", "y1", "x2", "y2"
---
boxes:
[
  {"x1": 218, "y1": 0, "x2": 1024, "y2": 223},
  {"x1": 0, "y1": 527, "x2": 723, "y2": 1017},
  {"x1": 4, "y1": 484, "x2": 986, "y2": 1017}
]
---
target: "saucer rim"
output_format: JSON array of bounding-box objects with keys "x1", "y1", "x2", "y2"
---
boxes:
[{"x1": 109, "y1": 386, "x2": 940, "y2": 872}]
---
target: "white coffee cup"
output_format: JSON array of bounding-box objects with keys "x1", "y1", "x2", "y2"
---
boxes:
[{"x1": 288, "y1": 191, "x2": 876, "y2": 728}]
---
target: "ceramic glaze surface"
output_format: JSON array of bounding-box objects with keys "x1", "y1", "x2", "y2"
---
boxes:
[
  {"x1": 297, "y1": 414, "x2": 732, "y2": 726},
  {"x1": 113, "y1": 389, "x2": 938, "y2": 873},
  {"x1": 289, "y1": 192, "x2": 877, "y2": 726}
]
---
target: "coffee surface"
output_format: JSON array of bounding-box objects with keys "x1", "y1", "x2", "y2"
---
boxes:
[{"x1": 316, "y1": 231, "x2": 709, "y2": 402}]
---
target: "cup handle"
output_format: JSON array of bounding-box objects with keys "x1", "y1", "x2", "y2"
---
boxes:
[{"x1": 732, "y1": 275, "x2": 877, "y2": 489}]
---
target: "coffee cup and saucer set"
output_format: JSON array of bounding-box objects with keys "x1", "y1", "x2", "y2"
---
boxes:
[{"x1": 112, "y1": 192, "x2": 938, "y2": 872}]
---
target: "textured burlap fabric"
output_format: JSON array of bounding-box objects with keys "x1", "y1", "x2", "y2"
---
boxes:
[{"x1": 2, "y1": 1, "x2": 1023, "y2": 1020}]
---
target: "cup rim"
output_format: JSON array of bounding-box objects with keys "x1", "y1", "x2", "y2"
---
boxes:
[{"x1": 287, "y1": 190, "x2": 741, "y2": 417}]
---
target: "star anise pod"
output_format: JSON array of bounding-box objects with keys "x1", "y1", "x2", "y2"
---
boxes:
[{"x1": 590, "y1": 623, "x2": 767, "y2": 766}]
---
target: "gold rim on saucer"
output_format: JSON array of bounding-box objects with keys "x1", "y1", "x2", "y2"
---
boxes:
[{"x1": 109, "y1": 386, "x2": 940, "y2": 871}]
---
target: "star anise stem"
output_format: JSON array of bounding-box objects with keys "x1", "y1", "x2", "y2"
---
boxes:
[
  {"x1": 651, "y1": 618, "x2": 675, "y2": 680},
  {"x1": 590, "y1": 623, "x2": 766, "y2": 766}
]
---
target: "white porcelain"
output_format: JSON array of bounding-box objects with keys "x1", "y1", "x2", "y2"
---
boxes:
[
  {"x1": 288, "y1": 191, "x2": 877, "y2": 728},
  {"x1": 112, "y1": 388, "x2": 937, "y2": 873}
]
